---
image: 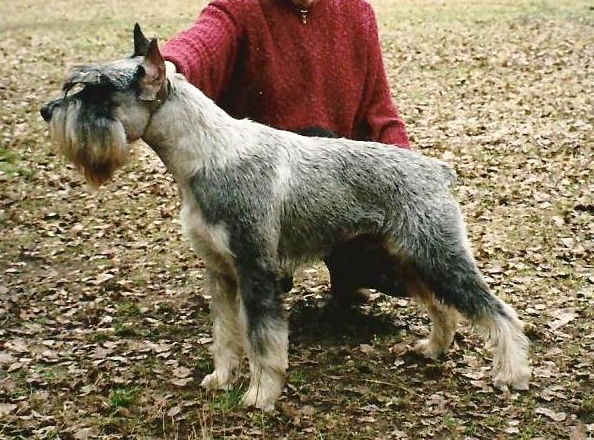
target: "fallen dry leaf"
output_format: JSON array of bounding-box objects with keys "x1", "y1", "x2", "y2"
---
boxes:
[
  {"x1": 536, "y1": 407, "x2": 568, "y2": 422},
  {"x1": 0, "y1": 403, "x2": 17, "y2": 417},
  {"x1": 1, "y1": 1, "x2": 592, "y2": 439}
]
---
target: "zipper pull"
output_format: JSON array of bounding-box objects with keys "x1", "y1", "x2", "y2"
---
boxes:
[{"x1": 300, "y1": 8, "x2": 307, "y2": 24}]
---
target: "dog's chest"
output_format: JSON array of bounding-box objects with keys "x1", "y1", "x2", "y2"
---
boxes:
[{"x1": 180, "y1": 198, "x2": 234, "y2": 269}]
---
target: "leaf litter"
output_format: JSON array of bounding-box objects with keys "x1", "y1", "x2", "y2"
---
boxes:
[{"x1": 1, "y1": 0, "x2": 593, "y2": 438}]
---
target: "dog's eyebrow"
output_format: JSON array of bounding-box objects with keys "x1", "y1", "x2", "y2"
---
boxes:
[
  {"x1": 63, "y1": 66, "x2": 103, "y2": 90},
  {"x1": 62, "y1": 58, "x2": 141, "y2": 95}
]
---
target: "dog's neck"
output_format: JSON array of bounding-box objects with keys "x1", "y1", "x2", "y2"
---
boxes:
[{"x1": 141, "y1": 74, "x2": 254, "y2": 185}]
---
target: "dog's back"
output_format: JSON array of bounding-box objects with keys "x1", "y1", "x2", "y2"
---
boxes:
[{"x1": 243, "y1": 128, "x2": 459, "y2": 266}]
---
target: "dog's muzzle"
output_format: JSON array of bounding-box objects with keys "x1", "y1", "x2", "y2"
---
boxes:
[{"x1": 40, "y1": 99, "x2": 62, "y2": 122}]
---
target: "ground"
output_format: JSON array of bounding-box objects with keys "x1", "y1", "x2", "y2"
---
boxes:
[{"x1": 0, "y1": 0, "x2": 593, "y2": 438}]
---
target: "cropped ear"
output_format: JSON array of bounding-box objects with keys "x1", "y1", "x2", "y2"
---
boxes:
[
  {"x1": 132, "y1": 23, "x2": 150, "y2": 57},
  {"x1": 138, "y1": 39, "x2": 166, "y2": 101}
]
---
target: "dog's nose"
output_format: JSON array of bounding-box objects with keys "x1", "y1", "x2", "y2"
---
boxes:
[
  {"x1": 40, "y1": 103, "x2": 53, "y2": 122},
  {"x1": 40, "y1": 100, "x2": 60, "y2": 122}
]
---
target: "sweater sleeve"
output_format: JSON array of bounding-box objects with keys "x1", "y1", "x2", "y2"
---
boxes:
[
  {"x1": 359, "y1": 6, "x2": 410, "y2": 149},
  {"x1": 160, "y1": 0, "x2": 243, "y2": 101}
]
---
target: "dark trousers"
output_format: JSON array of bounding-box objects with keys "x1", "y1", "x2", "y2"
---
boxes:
[{"x1": 281, "y1": 236, "x2": 406, "y2": 303}]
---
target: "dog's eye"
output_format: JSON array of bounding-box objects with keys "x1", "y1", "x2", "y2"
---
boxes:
[{"x1": 79, "y1": 84, "x2": 113, "y2": 103}]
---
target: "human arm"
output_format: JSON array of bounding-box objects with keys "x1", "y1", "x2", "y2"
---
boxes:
[
  {"x1": 160, "y1": 0, "x2": 243, "y2": 100},
  {"x1": 357, "y1": 7, "x2": 410, "y2": 149}
]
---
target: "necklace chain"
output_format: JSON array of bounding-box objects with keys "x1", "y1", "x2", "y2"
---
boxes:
[
  {"x1": 299, "y1": 8, "x2": 308, "y2": 24},
  {"x1": 290, "y1": 1, "x2": 309, "y2": 25}
]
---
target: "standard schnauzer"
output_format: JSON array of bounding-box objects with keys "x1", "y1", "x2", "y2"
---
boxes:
[{"x1": 40, "y1": 25, "x2": 530, "y2": 410}]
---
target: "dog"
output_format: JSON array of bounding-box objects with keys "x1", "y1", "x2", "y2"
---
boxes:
[{"x1": 40, "y1": 25, "x2": 530, "y2": 410}]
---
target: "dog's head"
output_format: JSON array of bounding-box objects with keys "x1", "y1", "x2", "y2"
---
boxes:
[{"x1": 40, "y1": 24, "x2": 167, "y2": 186}]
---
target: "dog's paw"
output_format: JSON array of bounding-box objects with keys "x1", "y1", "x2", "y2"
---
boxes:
[
  {"x1": 492, "y1": 369, "x2": 530, "y2": 392},
  {"x1": 412, "y1": 338, "x2": 445, "y2": 360},
  {"x1": 511, "y1": 379, "x2": 530, "y2": 391},
  {"x1": 241, "y1": 386, "x2": 276, "y2": 411},
  {"x1": 491, "y1": 347, "x2": 531, "y2": 392},
  {"x1": 240, "y1": 370, "x2": 284, "y2": 411},
  {"x1": 200, "y1": 371, "x2": 233, "y2": 391}
]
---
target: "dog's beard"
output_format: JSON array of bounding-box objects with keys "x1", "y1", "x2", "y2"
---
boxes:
[{"x1": 49, "y1": 101, "x2": 131, "y2": 187}]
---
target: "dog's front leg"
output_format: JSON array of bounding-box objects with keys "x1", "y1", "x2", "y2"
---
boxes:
[
  {"x1": 201, "y1": 269, "x2": 244, "y2": 391},
  {"x1": 236, "y1": 259, "x2": 288, "y2": 410}
]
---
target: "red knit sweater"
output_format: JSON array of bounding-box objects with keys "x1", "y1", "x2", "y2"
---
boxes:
[{"x1": 161, "y1": 0, "x2": 410, "y2": 148}]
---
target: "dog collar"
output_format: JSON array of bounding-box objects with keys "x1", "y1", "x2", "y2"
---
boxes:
[
  {"x1": 141, "y1": 78, "x2": 170, "y2": 140},
  {"x1": 146, "y1": 78, "x2": 170, "y2": 113}
]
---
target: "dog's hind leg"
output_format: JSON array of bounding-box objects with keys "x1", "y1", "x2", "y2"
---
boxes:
[
  {"x1": 384, "y1": 255, "x2": 458, "y2": 358},
  {"x1": 411, "y1": 286, "x2": 459, "y2": 359},
  {"x1": 397, "y1": 204, "x2": 530, "y2": 390},
  {"x1": 201, "y1": 270, "x2": 244, "y2": 391},
  {"x1": 235, "y1": 258, "x2": 288, "y2": 410}
]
